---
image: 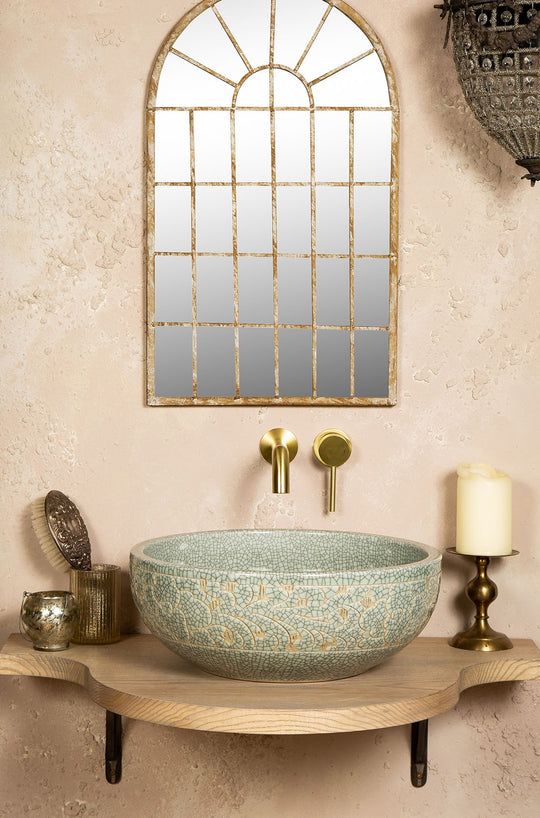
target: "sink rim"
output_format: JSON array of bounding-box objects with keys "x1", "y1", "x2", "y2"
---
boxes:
[{"x1": 130, "y1": 529, "x2": 442, "y2": 578}]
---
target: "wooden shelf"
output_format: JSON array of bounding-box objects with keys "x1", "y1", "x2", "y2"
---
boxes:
[{"x1": 2, "y1": 634, "x2": 540, "y2": 735}]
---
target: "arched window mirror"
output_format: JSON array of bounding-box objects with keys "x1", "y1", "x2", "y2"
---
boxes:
[{"x1": 146, "y1": 0, "x2": 398, "y2": 406}]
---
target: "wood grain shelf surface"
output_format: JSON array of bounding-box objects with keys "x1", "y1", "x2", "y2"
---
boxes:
[{"x1": 1, "y1": 634, "x2": 539, "y2": 735}]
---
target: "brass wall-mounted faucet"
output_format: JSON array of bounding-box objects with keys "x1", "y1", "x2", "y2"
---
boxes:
[
  {"x1": 313, "y1": 429, "x2": 352, "y2": 512},
  {"x1": 259, "y1": 429, "x2": 298, "y2": 494}
]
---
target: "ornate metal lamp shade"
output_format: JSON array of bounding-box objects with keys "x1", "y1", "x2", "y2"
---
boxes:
[{"x1": 436, "y1": 1, "x2": 540, "y2": 185}]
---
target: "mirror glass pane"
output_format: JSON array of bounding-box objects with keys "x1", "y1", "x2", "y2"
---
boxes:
[
  {"x1": 300, "y1": 8, "x2": 372, "y2": 82},
  {"x1": 156, "y1": 54, "x2": 234, "y2": 108},
  {"x1": 312, "y1": 53, "x2": 390, "y2": 108},
  {"x1": 277, "y1": 187, "x2": 311, "y2": 253},
  {"x1": 239, "y1": 328, "x2": 275, "y2": 396},
  {"x1": 155, "y1": 187, "x2": 191, "y2": 252},
  {"x1": 278, "y1": 258, "x2": 312, "y2": 325},
  {"x1": 275, "y1": 112, "x2": 310, "y2": 182},
  {"x1": 316, "y1": 187, "x2": 349, "y2": 254},
  {"x1": 197, "y1": 327, "x2": 235, "y2": 396},
  {"x1": 317, "y1": 330, "x2": 349, "y2": 397},
  {"x1": 273, "y1": 69, "x2": 311, "y2": 106},
  {"x1": 354, "y1": 187, "x2": 390, "y2": 255},
  {"x1": 354, "y1": 330, "x2": 389, "y2": 398},
  {"x1": 155, "y1": 256, "x2": 192, "y2": 323},
  {"x1": 218, "y1": 0, "x2": 272, "y2": 68},
  {"x1": 196, "y1": 186, "x2": 233, "y2": 253},
  {"x1": 235, "y1": 112, "x2": 271, "y2": 182},
  {"x1": 274, "y1": 0, "x2": 328, "y2": 67},
  {"x1": 279, "y1": 329, "x2": 312, "y2": 397},
  {"x1": 194, "y1": 112, "x2": 231, "y2": 183},
  {"x1": 316, "y1": 259, "x2": 349, "y2": 326},
  {"x1": 173, "y1": 9, "x2": 246, "y2": 82},
  {"x1": 355, "y1": 112, "x2": 392, "y2": 183},
  {"x1": 155, "y1": 111, "x2": 190, "y2": 183},
  {"x1": 315, "y1": 112, "x2": 348, "y2": 182},
  {"x1": 235, "y1": 70, "x2": 270, "y2": 106},
  {"x1": 238, "y1": 257, "x2": 274, "y2": 324},
  {"x1": 355, "y1": 258, "x2": 390, "y2": 327},
  {"x1": 237, "y1": 188, "x2": 273, "y2": 253},
  {"x1": 155, "y1": 327, "x2": 192, "y2": 397},
  {"x1": 197, "y1": 257, "x2": 234, "y2": 323}
]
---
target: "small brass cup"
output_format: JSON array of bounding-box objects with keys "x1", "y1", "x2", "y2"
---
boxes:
[{"x1": 70, "y1": 564, "x2": 121, "y2": 644}]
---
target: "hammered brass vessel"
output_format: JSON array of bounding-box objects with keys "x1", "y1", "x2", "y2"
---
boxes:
[{"x1": 20, "y1": 591, "x2": 78, "y2": 651}]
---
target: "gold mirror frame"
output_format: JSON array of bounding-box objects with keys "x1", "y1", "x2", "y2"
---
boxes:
[{"x1": 145, "y1": 0, "x2": 399, "y2": 406}]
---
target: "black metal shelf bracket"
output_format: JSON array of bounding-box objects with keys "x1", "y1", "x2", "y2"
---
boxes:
[
  {"x1": 103, "y1": 710, "x2": 428, "y2": 787},
  {"x1": 105, "y1": 710, "x2": 123, "y2": 784},
  {"x1": 410, "y1": 720, "x2": 429, "y2": 787}
]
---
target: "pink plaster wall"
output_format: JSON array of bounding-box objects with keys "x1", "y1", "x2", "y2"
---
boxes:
[{"x1": 1, "y1": 1, "x2": 539, "y2": 816}]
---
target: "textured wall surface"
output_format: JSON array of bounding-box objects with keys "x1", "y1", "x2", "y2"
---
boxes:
[{"x1": 1, "y1": 1, "x2": 539, "y2": 816}]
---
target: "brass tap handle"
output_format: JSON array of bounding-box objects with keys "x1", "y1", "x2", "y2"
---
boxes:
[
  {"x1": 313, "y1": 430, "x2": 352, "y2": 513},
  {"x1": 260, "y1": 429, "x2": 298, "y2": 495}
]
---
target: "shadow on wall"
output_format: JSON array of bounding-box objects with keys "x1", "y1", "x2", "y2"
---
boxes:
[
  {"x1": 440, "y1": 471, "x2": 471, "y2": 625},
  {"x1": 20, "y1": 502, "x2": 62, "y2": 588},
  {"x1": 409, "y1": 3, "x2": 519, "y2": 195}
]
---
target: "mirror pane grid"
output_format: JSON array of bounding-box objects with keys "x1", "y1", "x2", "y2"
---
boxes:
[{"x1": 149, "y1": 0, "x2": 398, "y2": 405}]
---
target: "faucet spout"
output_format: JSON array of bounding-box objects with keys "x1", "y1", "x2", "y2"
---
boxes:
[
  {"x1": 260, "y1": 429, "x2": 298, "y2": 495},
  {"x1": 272, "y1": 444, "x2": 290, "y2": 494}
]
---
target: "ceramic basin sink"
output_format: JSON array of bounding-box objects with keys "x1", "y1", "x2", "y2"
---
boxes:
[{"x1": 130, "y1": 530, "x2": 441, "y2": 682}]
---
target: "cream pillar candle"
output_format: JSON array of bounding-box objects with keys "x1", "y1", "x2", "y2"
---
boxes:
[{"x1": 456, "y1": 463, "x2": 512, "y2": 556}]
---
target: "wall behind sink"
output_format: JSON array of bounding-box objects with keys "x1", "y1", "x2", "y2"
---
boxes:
[{"x1": 1, "y1": 1, "x2": 539, "y2": 816}]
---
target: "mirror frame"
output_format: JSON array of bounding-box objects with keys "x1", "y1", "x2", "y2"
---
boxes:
[{"x1": 145, "y1": 0, "x2": 399, "y2": 406}]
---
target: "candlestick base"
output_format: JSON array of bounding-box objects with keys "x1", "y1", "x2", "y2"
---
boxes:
[
  {"x1": 446, "y1": 549, "x2": 518, "y2": 652},
  {"x1": 449, "y1": 621, "x2": 513, "y2": 652}
]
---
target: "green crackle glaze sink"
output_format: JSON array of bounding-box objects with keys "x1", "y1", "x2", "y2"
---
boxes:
[{"x1": 130, "y1": 530, "x2": 441, "y2": 683}]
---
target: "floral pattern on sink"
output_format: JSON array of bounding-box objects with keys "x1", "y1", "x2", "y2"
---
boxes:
[{"x1": 130, "y1": 530, "x2": 442, "y2": 682}]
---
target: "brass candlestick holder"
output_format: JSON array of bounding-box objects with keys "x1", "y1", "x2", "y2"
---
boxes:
[{"x1": 446, "y1": 548, "x2": 518, "y2": 652}]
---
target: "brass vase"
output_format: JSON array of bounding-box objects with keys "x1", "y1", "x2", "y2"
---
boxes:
[{"x1": 70, "y1": 564, "x2": 121, "y2": 644}]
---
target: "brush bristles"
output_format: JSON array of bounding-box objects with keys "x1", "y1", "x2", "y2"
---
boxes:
[{"x1": 30, "y1": 497, "x2": 71, "y2": 573}]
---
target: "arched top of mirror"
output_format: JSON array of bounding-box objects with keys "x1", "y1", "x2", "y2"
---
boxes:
[
  {"x1": 148, "y1": 0, "x2": 398, "y2": 112},
  {"x1": 146, "y1": 0, "x2": 399, "y2": 407}
]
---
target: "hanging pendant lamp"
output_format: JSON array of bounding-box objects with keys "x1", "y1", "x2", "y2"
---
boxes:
[{"x1": 436, "y1": 1, "x2": 540, "y2": 185}]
